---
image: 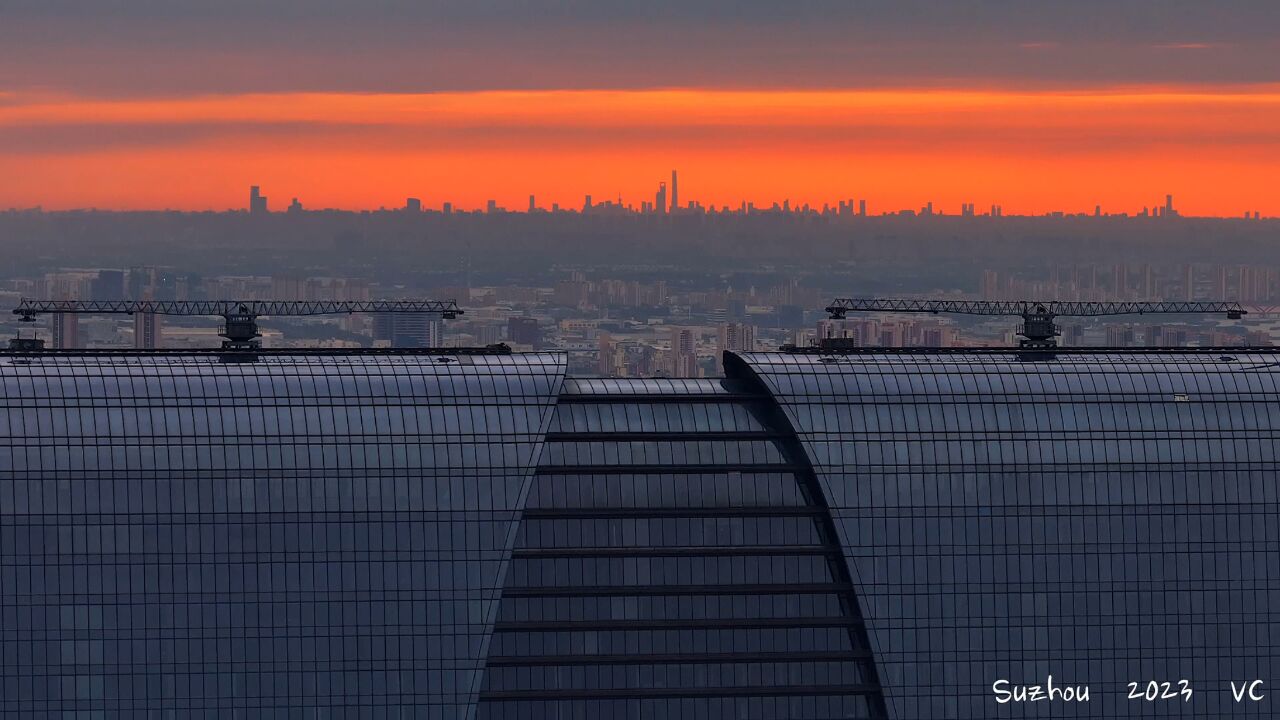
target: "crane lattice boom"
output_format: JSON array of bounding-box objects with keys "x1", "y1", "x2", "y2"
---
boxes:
[
  {"x1": 12, "y1": 298, "x2": 463, "y2": 352},
  {"x1": 826, "y1": 298, "x2": 1246, "y2": 319},
  {"x1": 14, "y1": 299, "x2": 463, "y2": 319},
  {"x1": 824, "y1": 297, "x2": 1247, "y2": 350}
]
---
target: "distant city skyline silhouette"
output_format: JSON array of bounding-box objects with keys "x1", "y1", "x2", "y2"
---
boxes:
[
  {"x1": 14, "y1": 184, "x2": 1264, "y2": 222},
  {"x1": 3, "y1": 87, "x2": 1278, "y2": 217}
]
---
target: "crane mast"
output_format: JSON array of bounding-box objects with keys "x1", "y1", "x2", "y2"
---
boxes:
[
  {"x1": 11, "y1": 299, "x2": 463, "y2": 352},
  {"x1": 824, "y1": 298, "x2": 1247, "y2": 349}
]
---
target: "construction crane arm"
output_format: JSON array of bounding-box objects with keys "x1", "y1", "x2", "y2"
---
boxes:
[
  {"x1": 1033, "y1": 301, "x2": 1245, "y2": 318},
  {"x1": 826, "y1": 298, "x2": 1246, "y2": 319},
  {"x1": 823, "y1": 297, "x2": 1247, "y2": 350},
  {"x1": 13, "y1": 298, "x2": 464, "y2": 351},
  {"x1": 14, "y1": 299, "x2": 463, "y2": 319},
  {"x1": 827, "y1": 298, "x2": 1031, "y2": 318}
]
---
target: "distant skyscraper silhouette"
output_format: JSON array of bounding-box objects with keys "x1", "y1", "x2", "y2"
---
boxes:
[
  {"x1": 91, "y1": 270, "x2": 126, "y2": 301},
  {"x1": 596, "y1": 332, "x2": 618, "y2": 376},
  {"x1": 133, "y1": 312, "x2": 160, "y2": 349},
  {"x1": 371, "y1": 313, "x2": 441, "y2": 348},
  {"x1": 249, "y1": 186, "x2": 268, "y2": 214},
  {"x1": 670, "y1": 327, "x2": 697, "y2": 377},
  {"x1": 670, "y1": 170, "x2": 678, "y2": 212},
  {"x1": 507, "y1": 317, "x2": 542, "y2": 348},
  {"x1": 52, "y1": 312, "x2": 79, "y2": 349},
  {"x1": 405, "y1": 198, "x2": 421, "y2": 213}
]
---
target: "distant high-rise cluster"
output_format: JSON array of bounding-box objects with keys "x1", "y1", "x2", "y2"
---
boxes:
[
  {"x1": 717, "y1": 321, "x2": 755, "y2": 353},
  {"x1": 980, "y1": 261, "x2": 1280, "y2": 305},
  {"x1": 1139, "y1": 194, "x2": 1180, "y2": 218},
  {"x1": 635, "y1": 171, "x2": 684, "y2": 214},
  {"x1": 715, "y1": 322, "x2": 756, "y2": 372},
  {"x1": 815, "y1": 317, "x2": 959, "y2": 349},
  {"x1": 372, "y1": 313, "x2": 441, "y2": 348},
  {"x1": 233, "y1": 183, "x2": 1261, "y2": 220}
]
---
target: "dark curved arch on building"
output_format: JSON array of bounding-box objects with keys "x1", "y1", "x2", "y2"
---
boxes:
[
  {"x1": 725, "y1": 351, "x2": 890, "y2": 719},
  {"x1": 478, "y1": 370, "x2": 888, "y2": 718}
]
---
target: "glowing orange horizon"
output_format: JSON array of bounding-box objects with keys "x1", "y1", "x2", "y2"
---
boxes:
[{"x1": 2, "y1": 86, "x2": 1278, "y2": 216}]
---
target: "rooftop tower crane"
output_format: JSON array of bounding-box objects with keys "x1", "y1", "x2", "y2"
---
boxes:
[
  {"x1": 822, "y1": 298, "x2": 1247, "y2": 350},
  {"x1": 10, "y1": 299, "x2": 464, "y2": 352}
]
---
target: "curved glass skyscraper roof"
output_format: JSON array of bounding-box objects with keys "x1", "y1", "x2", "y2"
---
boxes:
[
  {"x1": 0, "y1": 352, "x2": 566, "y2": 717},
  {"x1": 734, "y1": 349, "x2": 1280, "y2": 718},
  {"x1": 1, "y1": 347, "x2": 1277, "y2": 719}
]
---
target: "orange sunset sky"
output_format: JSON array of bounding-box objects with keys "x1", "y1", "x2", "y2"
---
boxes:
[{"x1": 3, "y1": 2, "x2": 1279, "y2": 216}]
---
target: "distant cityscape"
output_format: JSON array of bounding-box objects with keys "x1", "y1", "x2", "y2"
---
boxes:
[
  {"x1": 236, "y1": 179, "x2": 1269, "y2": 220},
  {"x1": 4, "y1": 260, "x2": 1276, "y2": 378},
  {"x1": 2, "y1": 182, "x2": 1278, "y2": 377}
]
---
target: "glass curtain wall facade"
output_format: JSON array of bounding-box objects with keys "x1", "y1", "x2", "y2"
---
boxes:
[
  {"x1": 0, "y1": 352, "x2": 565, "y2": 717},
  {"x1": 2, "y1": 347, "x2": 1278, "y2": 718},
  {"x1": 734, "y1": 349, "x2": 1280, "y2": 719}
]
